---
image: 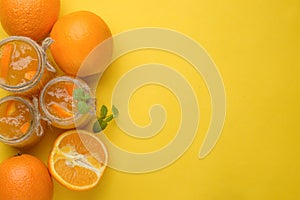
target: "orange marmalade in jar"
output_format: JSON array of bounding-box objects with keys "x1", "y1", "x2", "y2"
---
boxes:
[
  {"x1": 0, "y1": 36, "x2": 56, "y2": 95},
  {"x1": 0, "y1": 96, "x2": 44, "y2": 148},
  {"x1": 40, "y1": 76, "x2": 93, "y2": 129}
]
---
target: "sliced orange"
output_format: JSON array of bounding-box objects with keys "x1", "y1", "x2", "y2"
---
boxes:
[
  {"x1": 49, "y1": 103, "x2": 73, "y2": 119},
  {"x1": 48, "y1": 130, "x2": 108, "y2": 191},
  {"x1": 0, "y1": 43, "x2": 13, "y2": 79}
]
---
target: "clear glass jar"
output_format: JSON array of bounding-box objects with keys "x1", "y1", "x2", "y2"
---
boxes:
[
  {"x1": 0, "y1": 36, "x2": 56, "y2": 95},
  {"x1": 39, "y1": 76, "x2": 93, "y2": 129},
  {"x1": 0, "y1": 96, "x2": 44, "y2": 149}
]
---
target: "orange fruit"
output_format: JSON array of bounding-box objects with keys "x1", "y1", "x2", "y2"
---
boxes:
[
  {"x1": 50, "y1": 11, "x2": 112, "y2": 77},
  {"x1": 0, "y1": 154, "x2": 53, "y2": 200},
  {"x1": 0, "y1": 0, "x2": 60, "y2": 41},
  {"x1": 48, "y1": 129, "x2": 108, "y2": 191}
]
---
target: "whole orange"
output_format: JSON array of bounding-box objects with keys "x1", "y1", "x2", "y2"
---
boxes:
[
  {"x1": 0, "y1": 154, "x2": 53, "y2": 200},
  {"x1": 0, "y1": 0, "x2": 60, "y2": 41},
  {"x1": 50, "y1": 11, "x2": 112, "y2": 77}
]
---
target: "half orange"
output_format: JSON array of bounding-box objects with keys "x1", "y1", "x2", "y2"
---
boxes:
[{"x1": 48, "y1": 129, "x2": 108, "y2": 191}]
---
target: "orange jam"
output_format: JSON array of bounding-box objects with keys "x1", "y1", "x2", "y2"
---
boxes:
[
  {"x1": 40, "y1": 76, "x2": 93, "y2": 129},
  {"x1": 0, "y1": 40, "x2": 39, "y2": 86},
  {"x1": 0, "y1": 36, "x2": 56, "y2": 95},
  {"x1": 0, "y1": 96, "x2": 43, "y2": 148},
  {"x1": 44, "y1": 81, "x2": 76, "y2": 119}
]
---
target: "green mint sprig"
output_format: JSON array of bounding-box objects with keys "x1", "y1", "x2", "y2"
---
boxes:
[
  {"x1": 93, "y1": 105, "x2": 119, "y2": 133},
  {"x1": 73, "y1": 88, "x2": 118, "y2": 132},
  {"x1": 73, "y1": 88, "x2": 91, "y2": 114}
]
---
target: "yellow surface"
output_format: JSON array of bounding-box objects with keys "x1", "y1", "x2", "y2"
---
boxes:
[{"x1": 0, "y1": 0, "x2": 300, "y2": 199}]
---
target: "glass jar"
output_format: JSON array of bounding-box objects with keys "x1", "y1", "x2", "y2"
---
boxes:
[
  {"x1": 39, "y1": 76, "x2": 93, "y2": 129},
  {"x1": 0, "y1": 36, "x2": 56, "y2": 95},
  {"x1": 0, "y1": 96, "x2": 44, "y2": 149}
]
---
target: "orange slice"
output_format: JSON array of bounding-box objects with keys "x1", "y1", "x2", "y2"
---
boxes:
[
  {"x1": 48, "y1": 130, "x2": 108, "y2": 191},
  {"x1": 0, "y1": 43, "x2": 13, "y2": 79},
  {"x1": 49, "y1": 103, "x2": 73, "y2": 119}
]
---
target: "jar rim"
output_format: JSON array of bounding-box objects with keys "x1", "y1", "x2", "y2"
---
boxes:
[
  {"x1": 0, "y1": 96, "x2": 38, "y2": 144},
  {"x1": 0, "y1": 36, "x2": 44, "y2": 92},
  {"x1": 40, "y1": 76, "x2": 92, "y2": 126}
]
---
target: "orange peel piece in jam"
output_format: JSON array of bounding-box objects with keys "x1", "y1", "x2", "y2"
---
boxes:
[
  {"x1": 0, "y1": 43, "x2": 13, "y2": 78},
  {"x1": 50, "y1": 103, "x2": 73, "y2": 119}
]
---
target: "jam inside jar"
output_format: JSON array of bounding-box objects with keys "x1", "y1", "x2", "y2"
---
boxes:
[
  {"x1": 40, "y1": 76, "x2": 93, "y2": 129},
  {"x1": 0, "y1": 36, "x2": 56, "y2": 95},
  {"x1": 0, "y1": 96, "x2": 44, "y2": 149}
]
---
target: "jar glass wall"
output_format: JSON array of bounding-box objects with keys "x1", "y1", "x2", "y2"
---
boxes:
[
  {"x1": 0, "y1": 36, "x2": 56, "y2": 95},
  {"x1": 0, "y1": 96, "x2": 44, "y2": 148},
  {"x1": 39, "y1": 76, "x2": 93, "y2": 129}
]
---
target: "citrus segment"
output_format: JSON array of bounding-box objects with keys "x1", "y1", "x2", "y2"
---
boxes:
[
  {"x1": 48, "y1": 130, "x2": 108, "y2": 191},
  {"x1": 54, "y1": 159, "x2": 99, "y2": 187}
]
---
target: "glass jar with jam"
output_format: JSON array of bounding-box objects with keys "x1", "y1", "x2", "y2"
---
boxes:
[
  {"x1": 0, "y1": 36, "x2": 56, "y2": 95},
  {"x1": 39, "y1": 76, "x2": 94, "y2": 129},
  {"x1": 0, "y1": 96, "x2": 44, "y2": 149}
]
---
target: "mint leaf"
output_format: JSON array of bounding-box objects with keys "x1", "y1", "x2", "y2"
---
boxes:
[
  {"x1": 73, "y1": 88, "x2": 85, "y2": 101},
  {"x1": 100, "y1": 120, "x2": 108, "y2": 130},
  {"x1": 93, "y1": 105, "x2": 119, "y2": 133},
  {"x1": 100, "y1": 105, "x2": 108, "y2": 118},
  {"x1": 105, "y1": 114, "x2": 114, "y2": 122},
  {"x1": 112, "y1": 105, "x2": 119, "y2": 118},
  {"x1": 77, "y1": 101, "x2": 89, "y2": 114},
  {"x1": 92, "y1": 119, "x2": 108, "y2": 133},
  {"x1": 83, "y1": 93, "x2": 91, "y2": 101},
  {"x1": 93, "y1": 120, "x2": 102, "y2": 133}
]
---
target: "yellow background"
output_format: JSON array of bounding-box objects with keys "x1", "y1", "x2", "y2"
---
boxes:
[{"x1": 0, "y1": 0, "x2": 300, "y2": 199}]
